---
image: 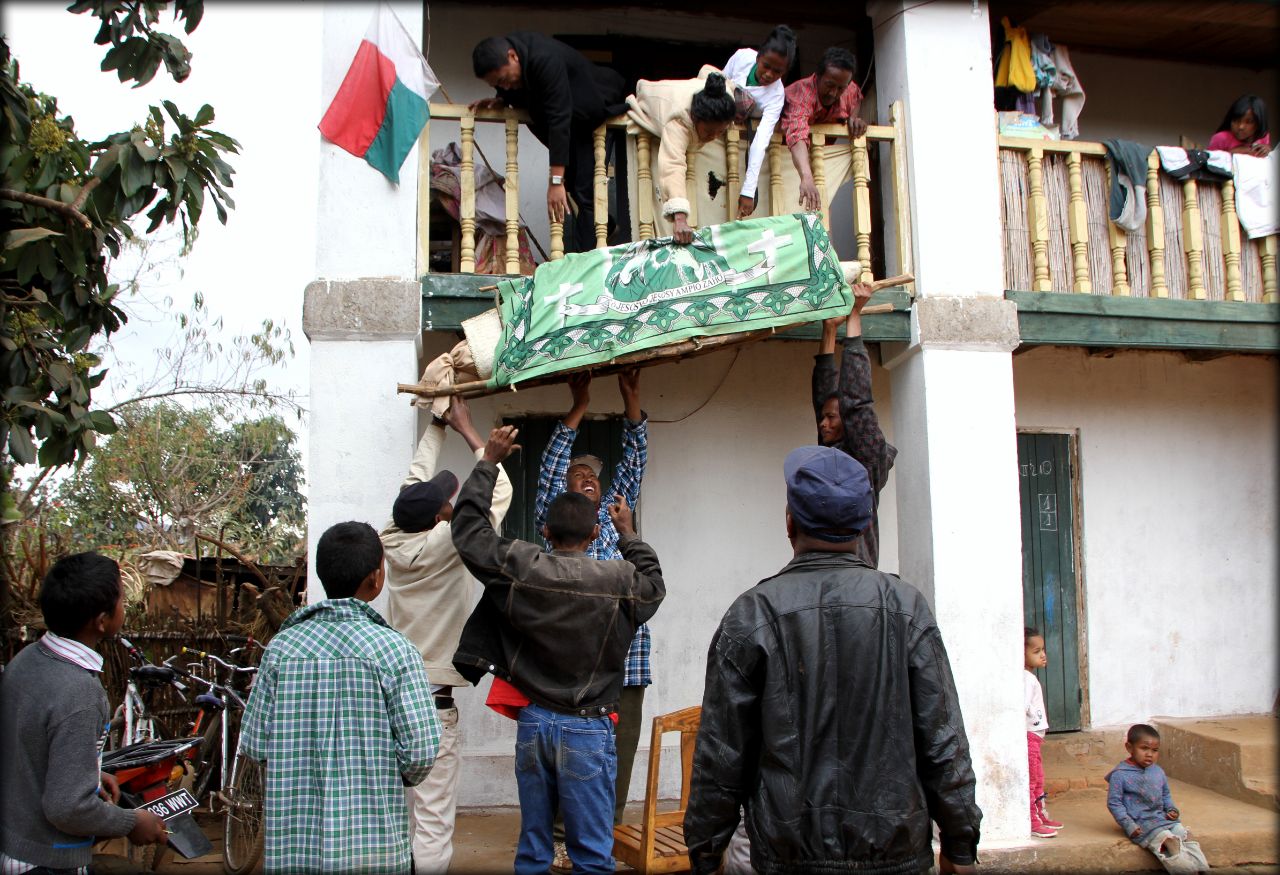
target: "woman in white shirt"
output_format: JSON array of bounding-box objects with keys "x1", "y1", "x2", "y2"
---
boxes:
[{"x1": 721, "y1": 25, "x2": 796, "y2": 220}]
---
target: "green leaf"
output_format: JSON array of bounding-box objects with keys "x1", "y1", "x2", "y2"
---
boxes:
[
  {"x1": 8, "y1": 427, "x2": 36, "y2": 465},
  {"x1": 136, "y1": 139, "x2": 160, "y2": 161},
  {"x1": 91, "y1": 143, "x2": 122, "y2": 178},
  {"x1": 163, "y1": 156, "x2": 187, "y2": 181},
  {"x1": 5, "y1": 227, "x2": 64, "y2": 250},
  {"x1": 47, "y1": 359, "x2": 74, "y2": 390},
  {"x1": 87, "y1": 409, "x2": 119, "y2": 435},
  {"x1": 194, "y1": 104, "x2": 214, "y2": 126}
]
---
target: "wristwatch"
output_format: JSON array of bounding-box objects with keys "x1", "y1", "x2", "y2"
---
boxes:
[{"x1": 549, "y1": 174, "x2": 564, "y2": 186}]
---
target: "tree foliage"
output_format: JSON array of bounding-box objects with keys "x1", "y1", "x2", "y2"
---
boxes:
[
  {"x1": 36, "y1": 402, "x2": 304, "y2": 564},
  {"x1": 1, "y1": 0, "x2": 239, "y2": 471}
]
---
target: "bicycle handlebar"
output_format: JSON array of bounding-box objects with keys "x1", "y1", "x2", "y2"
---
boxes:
[{"x1": 181, "y1": 647, "x2": 258, "y2": 674}]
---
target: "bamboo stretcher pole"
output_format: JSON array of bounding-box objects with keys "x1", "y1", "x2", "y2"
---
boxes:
[{"x1": 399, "y1": 273, "x2": 915, "y2": 400}]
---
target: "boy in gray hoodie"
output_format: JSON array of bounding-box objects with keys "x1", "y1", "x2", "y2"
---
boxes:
[{"x1": 0, "y1": 553, "x2": 167, "y2": 872}]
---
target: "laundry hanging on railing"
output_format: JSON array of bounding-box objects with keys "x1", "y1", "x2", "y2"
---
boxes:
[
  {"x1": 487, "y1": 213, "x2": 853, "y2": 388},
  {"x1": 1103, "y1": 139, "x2": 1154, "y2": 232},
  {"x1": 1232, "y1": 150, "x2": 1279, "y2": 239},
  {"x1": 995, "y1": 27, "x2": 1086, "y2": 141},
  {"x1": 1157, "y1": 146, "x2": 1233, "y2": 182},
  {"x1": 429, "y1": 143, "x2": 536, "y2": 274}
]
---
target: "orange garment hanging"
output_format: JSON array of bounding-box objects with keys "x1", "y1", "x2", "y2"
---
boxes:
[{"x1": 995, "y1": 16, "x2": 1036, "y2": 93}]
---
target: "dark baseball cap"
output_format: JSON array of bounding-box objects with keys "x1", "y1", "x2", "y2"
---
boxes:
[
  {"x1": 784, "y1": 446, "x2": 872, "y2": 541},
  {"x1": 392, "y1": 470, "x2": 459, "y2": 533}
]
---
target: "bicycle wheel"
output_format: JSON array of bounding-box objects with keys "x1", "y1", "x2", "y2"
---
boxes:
[{"x1": 222, "y1": 753, "x2": 265, "y2": 875}]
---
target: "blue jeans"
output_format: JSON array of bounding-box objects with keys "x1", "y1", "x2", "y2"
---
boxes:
[{"x1": 513, "y1": 704, "x2": 617, "y2": 875}]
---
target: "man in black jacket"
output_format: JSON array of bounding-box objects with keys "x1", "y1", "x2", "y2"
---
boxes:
[
  {"x1": 471, "y1": 32, "x2": 628, "y2": 253},
  {"x1": 684, "y1": 446, "x2": 981, "y2": 875},
  {"x1": 451, "y1": 424, "x2": 665, "y2": 874}
]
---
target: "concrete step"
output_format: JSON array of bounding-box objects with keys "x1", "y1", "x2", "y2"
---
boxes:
[
  {"x1": 1040, "y1": 728, "x2": 1124, "y2": 796},
  {"x1": 1157, "y1": 715, "x2": 1278, "y2": 811},
  {"x1": 981, "y1": 778, "x2": 1280, "y2": 873}
]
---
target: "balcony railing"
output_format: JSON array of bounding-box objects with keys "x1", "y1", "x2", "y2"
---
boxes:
[
  {"x1": 417, "y1": 101, "x2": 913, "y2": 287},
  {"x1": 999, "y1": 137, "x2": 1278, "y2": 303}
]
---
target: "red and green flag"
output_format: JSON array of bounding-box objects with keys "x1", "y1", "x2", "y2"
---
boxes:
[{"x1": 319, "y1": 3, "x2": 439, "y2": 184}]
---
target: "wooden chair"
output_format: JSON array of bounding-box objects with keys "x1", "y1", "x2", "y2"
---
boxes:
[{"x1": 613, "y1": 705, "x2": 701, "y2": 874}]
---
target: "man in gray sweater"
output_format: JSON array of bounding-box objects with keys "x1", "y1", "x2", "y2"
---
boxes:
[{"x1": 0, "y1": 552, "x2": 167, "y2": 872}]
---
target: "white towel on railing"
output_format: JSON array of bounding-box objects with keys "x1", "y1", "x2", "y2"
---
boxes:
[{"x1": 1233, "y1": 150, "x2": 1279, "y2": 239}]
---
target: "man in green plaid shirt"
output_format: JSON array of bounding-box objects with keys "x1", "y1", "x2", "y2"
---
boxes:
[{"x1": 241, "y1": 522, "x2": 442, "y2": 874}]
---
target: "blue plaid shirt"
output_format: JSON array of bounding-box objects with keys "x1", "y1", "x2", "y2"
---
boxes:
[{"x1": 536, "y1": 417, "x2": 651, "y2": 686}]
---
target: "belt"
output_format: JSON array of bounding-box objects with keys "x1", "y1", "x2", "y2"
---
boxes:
[{"x1": 434, "y1": 695, "x2": 456, "y2": 710}]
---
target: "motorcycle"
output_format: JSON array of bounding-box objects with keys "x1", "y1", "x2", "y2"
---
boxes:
[{"x1": 101, "y1": 737, "x2": 214, "y2": 870}]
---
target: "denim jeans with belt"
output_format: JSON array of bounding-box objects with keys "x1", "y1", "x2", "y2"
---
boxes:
[{"x1": 514, "y1": 704, "x2": 617, "y2": 875}]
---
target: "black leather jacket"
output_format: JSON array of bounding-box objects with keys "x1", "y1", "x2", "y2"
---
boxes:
[
  {"x1": 450, "y1": 461, "x2": 664, "y2": 714},
  {"x1": 684, "y1": 552, "x2": 981, "y2": 874}
]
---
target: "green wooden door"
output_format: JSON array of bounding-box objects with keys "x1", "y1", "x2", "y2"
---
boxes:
[
  {"x1": 1018, "y1": 432, "x2": 1082, "y2": 731},
  {"x1": 500, "y1": 416, "x2": 633, "y2": 544}
]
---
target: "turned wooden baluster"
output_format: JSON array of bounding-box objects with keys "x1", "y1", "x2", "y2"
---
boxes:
[
  {"x1": 889, "y1": 100, "x2": 914, "y2": 283},
  {"x1": 1104, "y1": 162, "x2": 1129, "y2": 295},
  {"x1": 769, "y1": 135, "x2": 784, "y2": 218},
  {"x1": 1182, "y1": 176, "x2": 1205, "y2": 299},
  {"x1": 1146, "y1": 151, "x2": 1168, "y2": 297},
  {"x1": 810, "y1": 130, "x2": 827, "y2": 213},
  {"x1": 726, "y1": 127, "x2": 741, "y2": 216},
  {"x1": 636, "y1": 131, "x2": 655, "y2": 241},
  {"x1": 416, "y1": 121, "x2": 433, "y2": 274},
  {"x1": 1066, "y1": 152, "x2": 1091, "y2": 292},
  {"x1": 459, "y1": 115, "x2": 477, "y2": 273},
  {"x1": 1262, "y1": 236, "x2": 1278, "y2": 303},
  {"x1": 852, "y1": 133, "x2": 873, "y2": 283},
  {"x1": 593, "y1": 124, "x2": 608, "y2": 249},
  {"x1": 504, "y1": 117, "x2": 521, "y2": 275},
  {"x1": 1220, "y1": 178, "x2": 1243, "y2": 301},
  {"x1": 685, "y1": 142, "x2": 699, "y2": 228},
  {"x1": 1027, "y1": 147, "x2": 1051, "y2": 291}
]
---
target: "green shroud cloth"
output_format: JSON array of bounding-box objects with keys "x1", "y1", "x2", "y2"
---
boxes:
[{"x1": 490, "y1": 213, "x2": 853, "y2": 387}]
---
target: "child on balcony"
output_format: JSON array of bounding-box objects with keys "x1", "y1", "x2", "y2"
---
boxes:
[
  {"x1": 1106, "y1": 724, "x2": 1210, "y2": 872},
  {"x1": 1209, "y1": 95, "x2": 1271, "y2": 157},
  {"x1": 720, "y1": 25, "x2": 797, "y2": 220},
  {"x1": 1025, "y1": 626, "x2": 1064, "y2": 837}
]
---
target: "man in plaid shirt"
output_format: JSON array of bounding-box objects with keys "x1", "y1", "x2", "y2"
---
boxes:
[
  {"x1": 241, "y1": 522, "x2": 441, "y2": 874},
  {"x1": 780, "y1": 46, "x2": 867, "y2": 212},
  {"x1": 534, "y1": 368, "x2": 647, "y2": 867}
]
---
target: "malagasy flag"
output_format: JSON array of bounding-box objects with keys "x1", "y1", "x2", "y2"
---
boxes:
[{"x1": 319, "y1": 4, "x2": 439, "y2": 184}]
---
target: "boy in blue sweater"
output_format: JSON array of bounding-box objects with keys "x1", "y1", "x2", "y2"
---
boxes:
[
  {"x1": 0, "y1": 552, "x2": 168, "y2": 873},
  {"x1": 1105, "y1": 724, "x2": 1209, "y2": 872}
]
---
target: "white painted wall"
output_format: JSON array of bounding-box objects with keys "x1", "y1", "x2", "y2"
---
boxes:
[
  {"x1": 1014, "y1": 346, "x2": 1280, "y2": 724},
  {"x1": 1065, "y1": 51, "x2": 1278, "y2": 148},
  {"x1": 411, "y1": 336, "x2": 900, "y2": 805}
]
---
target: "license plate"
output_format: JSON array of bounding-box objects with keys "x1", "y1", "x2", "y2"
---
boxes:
[{"x1": 141, "y1": 788, "x2": 198, "y2": 820}]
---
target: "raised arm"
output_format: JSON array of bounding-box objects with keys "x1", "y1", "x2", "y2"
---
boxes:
[
  {"x1": 453, "y1": 426, "x2": 522, "y2": 582},
  {"x1": 610, "y1": 495, "x2": 666, "y2": 625},
  {"x1": 535, "y1": 375, "x2": 590, "y2": 540},
  {"x1": 837, "y1": 283, "x2": 896, "y2": 488},
  {"x1": 609, "y1": 369, "x2": 648, "y2": 508}
]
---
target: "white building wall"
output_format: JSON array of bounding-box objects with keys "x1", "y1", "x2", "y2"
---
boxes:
[{"x1": 1013, "y1": 347, "x2": 1279, "y2": 724}]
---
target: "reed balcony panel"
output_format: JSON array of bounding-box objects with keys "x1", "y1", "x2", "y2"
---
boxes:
[
  {"x1": 416, "y1": 101, "x2": 914, "y2": 290},
  {"x1": 998, "y1": 138, "x2": 1278, "y2": 304}
]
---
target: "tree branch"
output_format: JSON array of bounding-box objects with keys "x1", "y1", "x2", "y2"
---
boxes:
[
  {"x1": 105, "y1": 386, "x2": 302, "y2": 414},
  {"x1": 194, "y1": 532, "x2": 271, "y2": 591},
  {"x1": 0, "y1": 188, "x2": 93, "y2": 230}
]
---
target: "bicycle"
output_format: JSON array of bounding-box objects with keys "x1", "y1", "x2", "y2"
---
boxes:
[
  {"x1": 222, "y1": 746, "x2": 266, "y2": 875},
  {"x1": 109, "y1": 637, "x2": 194, "y2": 750},
  {"x1": 179, "y1": 643, "x2": 258, "y2": 808}
]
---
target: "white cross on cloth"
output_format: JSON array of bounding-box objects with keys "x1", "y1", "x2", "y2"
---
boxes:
[
  {"x1": 546, "y1": 282, "x2": 584, "y2": 329},
  {"x1": 746, "y1": 229, "x2": 794, "y2": 281}
]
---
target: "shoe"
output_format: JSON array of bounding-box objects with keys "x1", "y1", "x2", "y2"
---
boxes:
[
  {"x1": 1038, "y1": 809, "x2": 1064, "y2": 829},
  {"x1": 1031, "y1": 823, "x2": 1058, "y2": 838},
  {"x1": 551, "y1": 840, "x2": 573, "y2": 873}
]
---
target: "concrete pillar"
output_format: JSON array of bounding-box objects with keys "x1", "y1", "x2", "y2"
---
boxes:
[
  {"x1": 303, "y1": 280, "x2": 421, "y2": 610},
  {"x1": 304, "y1": 4, "x2": 428, "y2": 608},
  {"x1": 870, "y1": 1, "x2": 1028, "y2": 844}
]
